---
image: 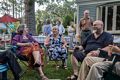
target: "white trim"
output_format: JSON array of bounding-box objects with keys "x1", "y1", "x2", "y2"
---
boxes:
[
  {"x1": 100, "y1": 6, "x2": 103, "y2": 20},
  {"x1": 105, "y1": 7, "x2": 108, "y2": 31},
  {"x1": 96, "y1": 7, "x2": 99, "y2": 20},
  {"x1": 76, "y1": 5, "x2": 80, "y2": 34},
  {"x1": 113, "y1": 5, "x2": 117, "y2": 31},
  {"x1": 78, "y1": 0, "x2": 120, "y2": 5},
  {"x1": 106, "y1": 30, "x2": 120, "y2": 34}
]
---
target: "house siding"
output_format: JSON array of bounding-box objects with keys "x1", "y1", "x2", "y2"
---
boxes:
[
  {"x1": 78, "y1": 4, "x2": 97, "y2": 22},
  {"x1": 76, "y1": 0, "x2": 120, "y2": 39}
]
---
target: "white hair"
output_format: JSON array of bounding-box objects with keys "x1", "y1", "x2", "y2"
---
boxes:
[{"x1": 52, "y1": 26, "x2": 59, "y2": 30}]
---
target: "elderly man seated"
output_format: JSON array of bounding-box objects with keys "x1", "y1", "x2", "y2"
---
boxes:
[{"x1": 67, "y1": 20, "x2": 113, "y2": 80}]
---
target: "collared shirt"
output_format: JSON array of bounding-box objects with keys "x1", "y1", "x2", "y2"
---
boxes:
[
  {"x1": 79, "y1": 17, "x2": 93, "y2": 31},
  {"x1": 56, "y1": 24, "x2": 65, "y2": 34},
  {"x1": 82, "y1": 32, "x2": 113, "y2": 54},
  {"x1": 43, "y1": 24, "x2": 52, "y2": 36}
]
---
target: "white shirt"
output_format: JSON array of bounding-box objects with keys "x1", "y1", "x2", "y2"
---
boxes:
[{"x1": 68, "y1": 26, "x2": 75, "y2": 36}]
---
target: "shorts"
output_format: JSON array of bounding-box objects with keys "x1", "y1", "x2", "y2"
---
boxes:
[{"x1": 73, "y1": 49, "x2": 85, "y2": 62}]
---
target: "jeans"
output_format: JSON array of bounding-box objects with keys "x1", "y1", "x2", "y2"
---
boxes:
[{"x1": 0, "y1": 49, "x2": 22, "y2": 80}]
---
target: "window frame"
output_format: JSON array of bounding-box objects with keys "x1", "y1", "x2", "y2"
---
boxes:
[{"x1": 97, "y1": 4, "x2": 120, "y2": 34}]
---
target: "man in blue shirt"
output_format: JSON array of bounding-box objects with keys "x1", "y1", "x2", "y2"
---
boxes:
[
  {"x1": 67, "y1": 20, "x2": 113, "y2": 80},
  {"x1": 56, "y1": 20, "x2": 65, "y2": 34},
  {"x1": 43, "y1": 20, "x2": 52, "y2": 36}
]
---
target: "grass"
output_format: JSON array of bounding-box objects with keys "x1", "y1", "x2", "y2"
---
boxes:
[{"x1": 8, "y1": 54, "x2": 73, "y2": 80}]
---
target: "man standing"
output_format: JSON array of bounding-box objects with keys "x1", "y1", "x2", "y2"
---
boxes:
[
  {"x1": 56, "y1": 20, "x2": 65, "y2": 34},
  {"x1": 43, "y1": 19, "x2": 52, "y2": 36},
  {"x1": 79, "y1": 10, "x2": 93, "y2": 44}
]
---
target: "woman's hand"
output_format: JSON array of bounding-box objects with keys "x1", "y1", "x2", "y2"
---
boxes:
[
  {"x1": 24, "y1": 43, "x2": 32, "y2": 46},
  {"x1": 62, "y1": 45, "x2": 66, "y2": 48}
]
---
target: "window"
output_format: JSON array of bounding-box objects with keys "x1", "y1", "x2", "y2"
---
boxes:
[
  {"x1": 102, "y1": 7, "x2": 105, "y2": 25},
  {"x1": 98, "y1": 4, "x2": 120, "y2": 33},
  {"x1": 116, "y1": 6, "x2": 120, "y2": 30},
  {"x1": 107, "y1": 6, "x2": 113, "y2": 30}
]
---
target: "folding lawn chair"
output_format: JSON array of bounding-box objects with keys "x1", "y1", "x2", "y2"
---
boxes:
[{"x1": 10, "y1": 45, "x2": 29, "y2": 79}]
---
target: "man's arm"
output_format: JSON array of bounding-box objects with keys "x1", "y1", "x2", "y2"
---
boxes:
[{"x1": 79, "y1": 19, "x2": 82, "y2": 30}]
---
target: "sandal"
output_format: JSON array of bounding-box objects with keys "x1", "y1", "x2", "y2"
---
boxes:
[
  {"x1": 56, "y1": 65, "x2": 60, "y2": 70},
  {"x1": 67, "y1": 74, "x2": 78, "y2": 80},
  {"x1": 41, "y1": 75, "x2": 48, "y2": 80},
  {"x1": 63, "y1": 65, "x2": 68, "y2": 70}
]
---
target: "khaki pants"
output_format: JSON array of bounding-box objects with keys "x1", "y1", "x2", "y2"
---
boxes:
[
  {"x1": 86, "y1": 61, "x2": 120, "y2": 80},
  {"x1": 77, "y1": 57, "x2": 104, "y2": 80}
]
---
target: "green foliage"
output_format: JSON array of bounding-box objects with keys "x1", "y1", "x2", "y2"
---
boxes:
[
  {"x1": 0, "y1": 0, "x2": 24, "y2": 18},
  {"x1": 63, "y1": 14, "x2": 74, "y2": 28},
  {"x1": 36, "y1": 0, "x2": 49, "y2": 5},
  {"x1": 35, "y1": 1, "x2": 76, "y2": 33},
  {"x1": 36, "y1": 20, "x2": 43, "y2": 35}
]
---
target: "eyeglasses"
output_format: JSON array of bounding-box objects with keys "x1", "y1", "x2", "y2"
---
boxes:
[
  {"x1": 93, "y1": 24, "x2": 97, "y2": 26},
  {"x1": 93, "y1": 24, "x2": 102, "y2": 26},
  {"x1": 85, "y1": 13, "x2": 89, "y2": 14}
]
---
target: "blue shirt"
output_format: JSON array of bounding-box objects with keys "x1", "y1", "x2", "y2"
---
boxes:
[
  {"x1": 43, "y1": 24, "x2": 51, "y2": 36},
  {"x1": 82, "y1": 32, "x2": 113, "y2": 54},
  {"x1": 0, "y1": 64, "x2": 8, "y2": 72},
  {"x1": 56, "y1": 24, "x2": 65, "y2": 34}
]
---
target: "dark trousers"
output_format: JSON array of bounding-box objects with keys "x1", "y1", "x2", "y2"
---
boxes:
[
  {"x1": 0, "y1": 71, "x2": 7, "y2": 80},
  {"x1": 0, "y1": 50, "x2": 22, "y2": 80}
]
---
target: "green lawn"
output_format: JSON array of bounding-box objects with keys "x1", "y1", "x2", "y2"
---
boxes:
[{"x1": 8, "y1": 54, "x2": 74, "y2": 80}]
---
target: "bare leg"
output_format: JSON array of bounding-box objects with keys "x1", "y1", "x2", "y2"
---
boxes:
[
  {"x1": 32, "y1": 51, "x2": 41, "y2": 66},
  {"x1": 33, "y1": 51, "x2": 48, "y2": 80},
  {"x1": 62, "y1": 59, "x2": 67, "y2": 69},
  {"x1": 71, "y1": 55, "x2": 79, "y2": 76},
  {"x1": 38, "y1": 66, "x2": 48, "y2": 80}
]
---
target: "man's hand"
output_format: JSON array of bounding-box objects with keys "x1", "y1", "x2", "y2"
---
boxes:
[
  {"x1": 74, "y1": 45, "x2": 83, "y2": 50},
  {"x1": 87, "y1": 50, "x2": 99, "y2": 57}
]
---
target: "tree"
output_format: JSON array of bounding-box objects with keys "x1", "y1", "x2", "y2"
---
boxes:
[
  {"x1": 24, "y1": 0, "x2": 50, "y2": 35},
  {"x1": 24, "y1": 0, "x2": 36, "y2": 35},
  {"x1": 45, "y1": 1, "x2": 76, "y2": 27},
  {"x1": 0, "y1": 0, "x2": 24, "y2": 18}
]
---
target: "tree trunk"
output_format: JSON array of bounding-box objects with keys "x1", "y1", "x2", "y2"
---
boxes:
[{"x1": 24, "y1": 0, "x2": 36, "y2": 35}]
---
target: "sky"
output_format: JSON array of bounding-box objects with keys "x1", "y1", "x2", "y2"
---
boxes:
[
  {"x1": 35, "y1": 2, "x2": 46, "y2": 12},
  {"x1": 0, "y1": 1, "x2": 45, "y2": 17},
  {"x1": 0, "y1": 0, "x2": 69, "y2": 17}
]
